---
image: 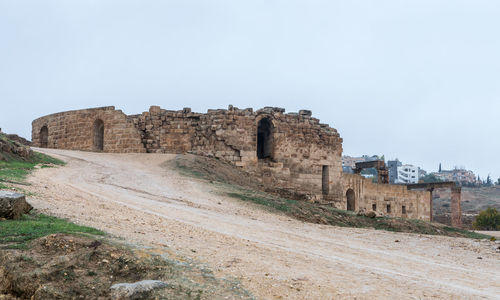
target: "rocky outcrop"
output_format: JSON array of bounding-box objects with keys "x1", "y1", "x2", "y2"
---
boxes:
[
  {"x1": 0, "y1": 191, "x2": 33, "y2": 220},
  {"x1": 5, "y1": 134, "x2": 32, "y2": 147},
  {"x1": 0, "y1": 133, "x2": 33, "y2": 161}
]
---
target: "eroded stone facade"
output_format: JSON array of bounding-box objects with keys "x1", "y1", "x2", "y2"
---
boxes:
[
  {"x1": 32, "y1": 105, "x2": 431, "y2": 220},
  {"x1": 32, "y1": 107, "x2": 145, "y2": 153}
]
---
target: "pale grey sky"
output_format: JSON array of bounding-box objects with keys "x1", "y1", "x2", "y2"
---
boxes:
[{"x1": 1, "y1": 0, "x2": 499, "y2": 180}]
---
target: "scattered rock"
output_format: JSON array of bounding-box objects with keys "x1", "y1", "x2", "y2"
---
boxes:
[
  {"x1": 110, "y1": 280, "x2": 169, "y2": 300},
  {"x1": 0, "y1": 191, "x2": 33, "y2": 220},
  {"x1": 364, "y1": 211, "x2": 377, "y2": 218},
  {"x1": 395, "y1": 240, "x2": 400, "y2": 243},
  {"x1": 33, "y1": 284, "x2": 65, "y2": 299}
]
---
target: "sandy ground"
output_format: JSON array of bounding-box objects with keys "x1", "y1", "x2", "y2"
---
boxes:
[{"x1": 23, "y1": 148, "x2": 500, "y2": 300}]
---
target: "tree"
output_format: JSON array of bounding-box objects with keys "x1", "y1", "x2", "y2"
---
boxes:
[
  {"x1": 439, "y1": 163, "x2": 442, "y2": 173},
  {"x1": 473, "y1": 208, "x2": 500, "y2": 230},
  {"x1": 419, "y1": 174, "x2": 442, "y2": 183},
  {"x1": 486, "y1": 175, "x2": 493, "y2": 187},
  {"x1": 496, "y1": 178, "x2": 500, "y2": 185}
]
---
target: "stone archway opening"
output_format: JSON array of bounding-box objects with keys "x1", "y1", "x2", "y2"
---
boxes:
[
  {"x1": 93, "y1": 119, "x2": 104, "y2": 151},
  {"x1": 257, "y1": 118, "x2": 273, "y2": 159},
  {"x1": 346, "y1": 189, "x2": 355, "y2": 211},
  {"x1": 40, "y1": 126, "x2": 48, "y2": 148}
]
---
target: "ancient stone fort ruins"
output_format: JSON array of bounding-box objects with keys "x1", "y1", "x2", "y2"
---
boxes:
[{"x1": 31, "y1": 106, "x2": 462, "y2": 224}]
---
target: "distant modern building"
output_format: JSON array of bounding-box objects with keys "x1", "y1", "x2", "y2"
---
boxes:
[
  {"x1": 396, "y1": 164, "x2": 419, "y2": 184},
  {"x1": 432, "y1": 168, "x2": 478, "y2": 186},
  {"x1": 342, "y1": 166, "x2": 354, "y2": 174},
  {"x1": 387, "y1": 159, "x2": 402, "y2": 184}
]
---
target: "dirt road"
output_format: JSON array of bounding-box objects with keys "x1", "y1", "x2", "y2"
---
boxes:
[{"x1": 25, "y1": 149, "x2": 500, "y2": 299}]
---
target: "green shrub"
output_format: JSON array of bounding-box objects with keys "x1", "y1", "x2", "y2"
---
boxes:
[{"x1": 473, "y1": 207, "x2": 500, "y2": 230}]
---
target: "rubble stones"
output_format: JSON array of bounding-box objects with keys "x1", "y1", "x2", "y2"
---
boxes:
[{"x1": 110, "y1": 280, "x2": 169, "y2": 300}]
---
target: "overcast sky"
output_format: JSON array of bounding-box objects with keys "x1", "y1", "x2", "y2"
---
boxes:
[{"x1": 1, "y1": 0, "x2": 499, "y2": 180}]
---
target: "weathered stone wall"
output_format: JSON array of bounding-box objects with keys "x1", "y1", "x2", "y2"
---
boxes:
[
  {"x1": 342, "y1": 174, "x2": 431, "y2": 220},
  {"x1": 31, "y1": 105, "x2": 431, "y2": 220},
  {"x1": 131, "y1": 106, "x2": 343, "y2": 201},
  {"x1": 32, "y1": 107, "x2": 145, "y2": 153}
]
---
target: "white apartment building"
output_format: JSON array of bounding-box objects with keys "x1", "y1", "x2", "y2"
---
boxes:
[{"x1": 396, "y1": 164, "x2": 419, "y2": 184}]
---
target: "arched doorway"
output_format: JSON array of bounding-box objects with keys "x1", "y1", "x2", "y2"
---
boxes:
[
  {"x1": 93, "y1": 119, "x2": 104, "y2": 151},
  {"x1": 346, "y1": 189, "x2": 355, "y2": 211},
  {"x1": 40, "y1": 126, "x2": 48, "y2": 148},
  {"x1": 257, "y1": 118, "x2": 273, "y2": 159}
]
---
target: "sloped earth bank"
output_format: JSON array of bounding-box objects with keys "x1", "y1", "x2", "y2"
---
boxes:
[{"x1": 22, "y1": 149, "x2": 500, "y2": 299}]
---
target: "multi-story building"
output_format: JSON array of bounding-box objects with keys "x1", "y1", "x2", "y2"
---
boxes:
[
  {"x1": 396, "y1": 164, "x2": 419, "y2": 184},
  {"x1": 387, "y1": 159, "x2": 402, "y2": 184}
]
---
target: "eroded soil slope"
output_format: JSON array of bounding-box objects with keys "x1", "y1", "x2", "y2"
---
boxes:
[
  {"x1": 0, "y1": 233, "x2": 251, "y2": 299},
  {"x1": 24, "y1": 149, "x2": 500, "y2": 299}
]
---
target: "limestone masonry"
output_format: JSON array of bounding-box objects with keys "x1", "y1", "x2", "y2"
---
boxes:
[{"x1": 32, "y1": 106, "x2": 431, "y2": 220}]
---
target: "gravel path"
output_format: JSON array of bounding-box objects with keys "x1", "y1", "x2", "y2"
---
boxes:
[{"x1": 25, "y1": 148, "x2": 500, "y2": 299}]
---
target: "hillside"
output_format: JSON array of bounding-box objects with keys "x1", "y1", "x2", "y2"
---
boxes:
[{"x1": 433, "y1": 187, "x2": 500, "y2": 228}]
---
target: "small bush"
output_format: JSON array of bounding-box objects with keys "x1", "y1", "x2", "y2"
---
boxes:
[{"x1": 473, "y1": 207, "x2": 500, "y2": 231}]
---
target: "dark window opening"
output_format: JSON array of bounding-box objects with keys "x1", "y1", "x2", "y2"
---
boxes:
[
  {"x1": 346, "y1": 189, "x2": 355, "y2": 211},
  {"x1": 402, "y1": 205, "x2": 406, "y2": 214},
  {"x1": 322, "y1": 165, "x2": 329, "y2": 195},
  {"x1": 40, "y1": 126, "x2": 48, "y2": 148},
  {"x1": 257, "y1": 118, "x2": 273, "y2": 159},
  {"x1": 93, "y1": 119, "x2": 104, "y2": 151},
  {"x1": 386, "y1": 204, "x2": 391, "y2": 213},
  {"x1": 372, "y1": 204, "x2": 377, "y2": 211}
]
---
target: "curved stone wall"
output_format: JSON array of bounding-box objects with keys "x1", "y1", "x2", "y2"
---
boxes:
[
  {"x1": 31, "y1": 107, "x2": 145, "y2": 153},
  {"x1": 31, "y1": 105, "x2": 430, "y2": 220}
]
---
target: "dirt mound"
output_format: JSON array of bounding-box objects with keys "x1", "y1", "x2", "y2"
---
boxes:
[
  {"x1": 171, "y1": 154, "x2": 263, "y2": 190},
  {"x1": 0, "y1": 234, "x2": 252, "y2": 299}
]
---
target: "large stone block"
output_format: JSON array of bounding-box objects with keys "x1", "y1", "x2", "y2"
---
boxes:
[{"x1": 0, "y1": 191, "x2": 33, "y2": 220}]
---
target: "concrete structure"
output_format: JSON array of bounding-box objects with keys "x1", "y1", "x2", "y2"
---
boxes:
[
  {"x1": 396, "y1": 164, "x2": 419, "y2": 184},
  {"x1": 32, "y1": 106, "x2": 432, "y2": 220},
  {"x1": 387, "y1": 160, "x2": 402, "y2": 184}
]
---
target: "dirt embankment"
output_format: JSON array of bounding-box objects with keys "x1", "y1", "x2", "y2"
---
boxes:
[
  {"x1": 174, "y1": 154, "x2": 489, "y2": 239},
  {"x1": 0, "y1": 133, "x2": 32, "y2": 161}
]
